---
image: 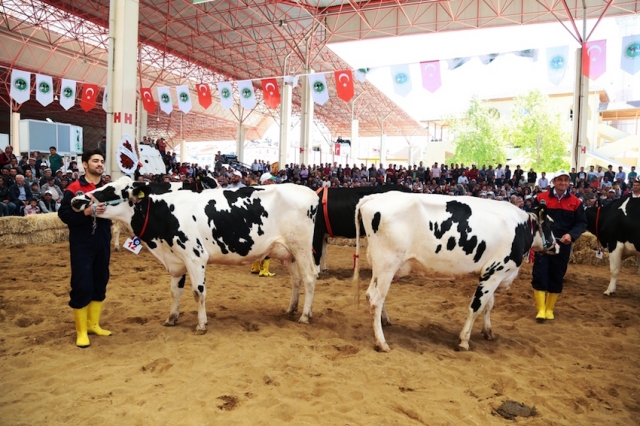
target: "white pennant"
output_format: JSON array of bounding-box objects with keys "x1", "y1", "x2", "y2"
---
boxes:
[
  {"x1": 102, "y1": 86, "x2": 108, "y2": 112},
  {"x1": 308, "y1": 73, "x2": 329, "y2": 106},
  {"x1": 546, "y1": 45, "x2": 569, "y2": 86},
  {"x1": 217, "y1": 82, "x2": 234, "y2": 110},
  {"x1": 35, "y1": 74, "x2": 53, "y2": 106},
  {"x1": 283, "y1": 75, "x2": 299, "y2": 88},
  {"x1": 176, "y1": 85, "x2": 192, "y2": 114},
  {"x1": 10, "y1": 69, "x2": 31, "y2": 104},
  {"x1": 354, "y1": 68, "x2": 369, "y2": 83},
  {"x1": 157, "y1": 86, "x2": 173, "y2": 114},
  {"x1": 390, "y1": 65, "x2": 412, "y2": 97},
  {"x1": 59, "y1": 79, "x2": 77, "y2": 110},
  {"x1": 237, "y1": 80, "x2": 256, "y2": 110}
]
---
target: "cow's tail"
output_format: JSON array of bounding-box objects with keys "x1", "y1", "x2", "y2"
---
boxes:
[{"x1": 353, "y1": 199, "x2": 364, "y2": 307}]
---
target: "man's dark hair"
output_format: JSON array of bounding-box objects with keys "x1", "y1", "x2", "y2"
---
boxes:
[
  {"x1": 49, "y1": 146, "x2": 56, "y2": 151},
  {"x1": 82, "y1": 148, "x2": 105, "y2": 164}
]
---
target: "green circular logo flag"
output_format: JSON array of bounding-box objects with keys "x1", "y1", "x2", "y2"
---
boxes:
[
  {"x1": 313, "y1": 81, "x2": 325, "y2": 93},
  {"x1": 625, "y1": 42, "x2": 640, "y2": 59},
  {"x1": 550, "y1": 55, "x2": 564, "y2": 70},
  {"x1": 395, "y1": 73, "x2": 408, "y2": 85},
  {"x1": 242, "y1": 88, "x2": 252, "y2": 99},
  {"x1": 14, "y1": 78, "x2": 27, "y2": 91},
  {"x1": 161, "y1": 93, "x2": 170, "y2": 103},
  {"x1": 39, "y1": 82, "x2": 50, "y2": 93},
  {"x1": 221, "y1": 88, "x2": 231, "y2": 99},
  {"x1": 180, "y1": 92, "x2": 189, "y2": 102},
  {"x1": 63, "y1": 87, "x2": 73, "y2": 98}
]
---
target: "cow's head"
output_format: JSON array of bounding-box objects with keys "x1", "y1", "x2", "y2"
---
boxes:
[
  {"x1": 71, "y1": 176, "x2": 151, "y2": 218},
  {"x1": 530, "y1": 200, "x2": 559, "y2": 255}
]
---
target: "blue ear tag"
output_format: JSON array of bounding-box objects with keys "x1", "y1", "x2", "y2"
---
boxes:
[
  {"x1": 595, "y1": 248, "x2": 603, "y2": 259},
  {"x1": 124, "y1": 236, "x2": 142, "y2": 254}
]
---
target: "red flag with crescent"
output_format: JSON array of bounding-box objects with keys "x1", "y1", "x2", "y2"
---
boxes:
[
  {"x1": 261, "y1": 78, "x2": 280, "y2": 109},
  {"x1": 582, "y1": 40, "x2": 607, "y2": 80},
  {"x1": 196, "y1": 83, "x2": 212, "y2": 109},
  {"x1": 140, "y1": 87, "x2": 156, "y2": 113},
  {"x1": 334, "y1": 70, "x2": 354, "y2": 102},
  {"x1": 80, "y1": 84, "x2": 99, "y2": 112},
  {"x1": 334, "y1": 143, "x2": 341, "y2": 156},
  {"x1": 420, "y1": 60, "x2": 441, "y2": 93}
]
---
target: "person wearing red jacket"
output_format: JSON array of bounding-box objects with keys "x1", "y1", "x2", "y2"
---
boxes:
[
  {"x1": 58, "y1": 149, "x2": 112, "y2": 348},
  {"x1": 532, "y1": 170, "x2": 587, "y2": 322}
]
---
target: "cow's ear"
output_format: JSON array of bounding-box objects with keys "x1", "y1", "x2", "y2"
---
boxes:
[{"x1": 131, "y1": 185, "x2": 152, "y2": 202}]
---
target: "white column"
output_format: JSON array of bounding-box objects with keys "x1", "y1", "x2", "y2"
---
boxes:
[
  {"x1": 10, "y1": 112, "x2": 20, "y2": 155},
  {"x1": 236, "y1": 123, "x2": 245, "y2": 163},
  {"x1": 380, "y1": 133, "x2": 387, "y2": 166},
  {"x1": 299, "y1": 69, "x2": 314, "y2": 165},
  {"x1": 136, "y1": 100, "x2": 148, "y2": 143},
  {"x1": 279, "y1": 83, "x2": 292, "y2": 170},
  {"x1": 351, "y1": 119, "x2": 359, "y2": 166},
  {"x1": 180, "y1": 140, "x2": 186, "y2": 163},
  {"x1": 106, "y1": 0, "x2": 139, "y2": 178},
  {"x1": 571, "y1": 47, "x2": 589, "y2": 170}
]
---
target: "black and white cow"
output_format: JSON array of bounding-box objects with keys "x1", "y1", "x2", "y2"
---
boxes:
[
  {"x1": 313, "y1": 185, "x2": 412, "y2": 272},
  {"x1": 72, "y1": 176, "x2": 319, "y2": 332},
  {"x1": 112, "y1": 176, "x2": 220, "y2": 251},
  {"x1": 353, "y1": 193, "x2": 558, "y2": 352},
  {"x1": 586, "y1": 196, "x2": 640, "y2": 295}
]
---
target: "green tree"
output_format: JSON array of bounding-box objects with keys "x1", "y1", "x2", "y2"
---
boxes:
[
  {"x1": 446, "y1": 97, "x2": 507, "y2": 166},
  {"x1": 508, "y1": 90, "x2": 569, "y2": 173}
]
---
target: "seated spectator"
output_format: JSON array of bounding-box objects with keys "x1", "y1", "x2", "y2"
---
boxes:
[
  {"x1": 39, "y1": 190, "x2": 59, "y2": 213},
  {"x1": 40, "y1": 176, "x2": 63, "y2": 201},
  {"x1": 24, "y1": 198, "x2": 40, "y2": 216},
  {"x1": 0, "y1": 176, "x2": 17, "y2": 216},
  {"x1": 9, "y1": 174, "x2": 32, "y2": 215},
  {"x1": 30, "y1": 182, "x2": 41, "y2": 202}
]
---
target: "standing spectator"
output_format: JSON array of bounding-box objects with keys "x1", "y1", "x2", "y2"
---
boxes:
[
  {"x1": 628, "y1": 166, "x2": 637, "y2": 181},
  {"x1": 537, "y1": 172, "x2": 549, "y2": 189},
  {"x1": 41, "y1": 176, "x2": 63, "y2": 201},
  {"x1": 48, "y1": 146, "x2": 64, "y2": 174},
  {"x1": 39, "y1": 190, "x2": 59, "y2": 213},
  {"x1": 604, "y1": 165, "x2": 616, "y2": 183},
  {"x1": 504, "y1": 165, "x2": 512, "y2": 185},
  {"x1": 156, "y1": 137, "x2": 167, "y2": 158},
  {"x1": 0, "y1": 145, "x2": 15, "y2": 168},
  {"x1": 615, "y1": 166, "x2": 626, "y2": 183},
  {"x1": 23, "y1": 198, "x2": 40, "y2": 216},
  {"x1": 9, "y1": 174, "x2": 32, "y2": 215},
  {"x1": 527, "y1": 168, "x2": 537, "y2": 186},
  {"x1": 58, "y1": 148, "x2": 112, "y2": 348},
  {"x1": 495, "y1": 164, "x2": 505, "y2": 187},
  {"x1": 532, "y1": 170, "x2": 587, "y2": 322}
]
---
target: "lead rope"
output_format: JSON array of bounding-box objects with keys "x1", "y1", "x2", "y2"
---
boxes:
[{"x1": 595, "y1": 206, "x2": 604, "y2": 252}]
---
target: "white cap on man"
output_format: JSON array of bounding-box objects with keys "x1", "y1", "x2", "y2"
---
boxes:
[{"x1": 233, "y1": 170, "x2": 242, "y2": 178}]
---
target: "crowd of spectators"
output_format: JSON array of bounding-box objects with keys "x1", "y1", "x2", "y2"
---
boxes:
[{"x1": 2, "y1": 140, "x2": 638, "y2": 217}]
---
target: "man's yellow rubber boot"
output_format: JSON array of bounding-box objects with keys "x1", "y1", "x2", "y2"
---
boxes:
[
  {"x1": 545, "y1": 293, "x2": 559, "y2": 320},
  {"x1": 534, "y1": 290, "x2": 547, "y2": 322},
  {"x1": 259, "y1": 260, "x2": 275, "y2": 277},
  {"x1": 73, "y1": 307, "x2": 90, "y2": 348},
  {"x1": 87, "y1": 301, "x2": 112, "y2": 336},
  {"x1": 250, "y1": 261, "x2": 261, "y2": 274}
]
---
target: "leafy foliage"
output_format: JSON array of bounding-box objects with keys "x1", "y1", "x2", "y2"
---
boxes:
[
  {"x1": 446, "y1": 97, "x2": 507, "y2": 166},
  {"x1": 508, "y1": 90, "x2": 570, "y2": 172}
]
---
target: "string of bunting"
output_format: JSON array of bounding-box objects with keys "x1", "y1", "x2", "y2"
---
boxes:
[{"x1": 7, "y1": 35, "x2": 640, "y2": 114}]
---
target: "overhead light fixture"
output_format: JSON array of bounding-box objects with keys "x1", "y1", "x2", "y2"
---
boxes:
[
  {"x1": 46, "y1": 118, "x2": 54, "y2": 123},
  {"x1": 278, "y1": 20, "x2": 288, "y2": 27}
]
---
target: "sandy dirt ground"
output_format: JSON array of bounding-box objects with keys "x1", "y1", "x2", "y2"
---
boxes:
[{"x1": 1, "y1": 240, "x2": 639, "y2": 425}]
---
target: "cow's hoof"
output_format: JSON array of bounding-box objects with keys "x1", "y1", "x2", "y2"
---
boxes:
[
  {"x1": 297, "y1": 315, "x2": 310, "y2": 324},
  {"x1": 194, "y1": 327, "x2": 207, "y2": 335},
  {"x1": 164, "y1": 318, "x2": 177, "y2": 326},
  {"x1": 455, "y1": 342, "x2": 470, "y2": 351},
  {"x1": 381, "y1": 319, "x2": 393, "y2": 327},
  {"x1": 603, "y1": 291, "x2": 614, "y2": 296},
  {"x1": 374, "y1": 342, "x2": 391, "y2": 353},
  {"x1": 482, "y1": 331, "x2": 496, "y2": 341}
]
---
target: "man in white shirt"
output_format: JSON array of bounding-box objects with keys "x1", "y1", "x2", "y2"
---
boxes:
[
  {"x1": 615, "y1": 166, "x2": 626, "y2": 183},
  {"x1": 537, "y1": 172, "x2": 549, "y2": 189}
]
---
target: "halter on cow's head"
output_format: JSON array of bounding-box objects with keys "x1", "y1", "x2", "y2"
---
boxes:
[
  {"x1": 70, "y1": 176, "x2": 147, "y2": 214},
  {"x1": 529, "y1": 200, "x2": 560, "y2": 255}
]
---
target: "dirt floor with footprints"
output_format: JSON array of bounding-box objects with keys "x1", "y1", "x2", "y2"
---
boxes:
[{"x1": 1, "y1": 241, "x2": 639, "y2": 425}]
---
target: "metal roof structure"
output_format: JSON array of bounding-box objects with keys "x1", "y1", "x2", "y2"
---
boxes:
[{"x1": 1, "y1": 0, "x2": 639, "y2": 148}]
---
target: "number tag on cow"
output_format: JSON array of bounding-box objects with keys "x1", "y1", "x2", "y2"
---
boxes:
[
  {"x1": 124, "y1": 237, "x2": 142, "y2": 254},
  {"x1": 595, "y1": 248, "x2": 603, "y2": 259}
]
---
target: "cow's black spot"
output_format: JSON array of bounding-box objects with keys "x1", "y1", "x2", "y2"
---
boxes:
[
  {"x1": 204, "y1": 187, "x2": 268, "y2": 256},
  {"x1": 307, "y1": 204, "x2": 318, "y2": 220},
  {"x1": 192, "y1": 215, "x2": 196, "y2": 221},
  {"x1": 471, "y1": 284, "x2": 485, "y2": 312},
  {"x1": 144, "y1": 159, "x2": 149, "y2": 163},
  {"x1": 473, "y1": 241, "x2": 486, "y2": 263},
  {"x1": 193, "y1": 248, "x2": 200, "y2": 257},
  {"x1": 196, "y1": 238, "x2": 202, "y2": 248},
  {"x1": 447, "y1": 236, "x2": 456, "y2": 251},
  {"x1": 507, "y1": 221, "x2": 533, "y2": 267},
  {"x1": 432, "y1": 200, "x2": 482, "y2": 257},
  {"x1": 435, "y1": 244, "x2": 442, "y2": 254},
  {"x1": 479, "y1": 262, "x2": 501, "y2": 282},
  {"x1": 131, "y1": 199, "x2": 189, "y2": 250},
  {"x1": 198, "y1": 285, "x2": 204, "y2": 293},
  {"x1": 178, "y1": 275, "x2": 186, "y2": 289},
  {"x1": 371, "y1": 212, "x2": 382, "y2": 234},
  {"x1": 429, "y1": 221, "x2": 433, "y2": 232},
  {"x1": 170, "y1": 204, "x2": 175, "y2": 212}
]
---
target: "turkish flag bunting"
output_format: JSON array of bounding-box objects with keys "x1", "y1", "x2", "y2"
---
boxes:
[
  {"x1": 334, "y1": 70, "x2": 354, "y2": 102},
  {"x1": 80, "y1": 84, "x2": 99, "y2": 112},
  {"x1": 261, "y1": 78, "x2": 280, "y2": 109},
  {"x1": 196, "y1": 83, "x2": 212, "y2": 109},
  {"x1": 582, "y1": 40, "x2": 607, "y2": 80},
  {"x1": 335, "y1": 143, "x2": 341, "y2": 156},
  {"x1": 140, "y1": 88, "x2": 156, "y2": 113}
]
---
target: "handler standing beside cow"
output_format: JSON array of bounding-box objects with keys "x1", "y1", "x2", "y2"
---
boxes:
[
  {"x1": 58, "y1": 149, "x2": 112, "y2": 348},
  {"x1": 532, "y1": 170, "x2": 587, "y2": 322}
]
